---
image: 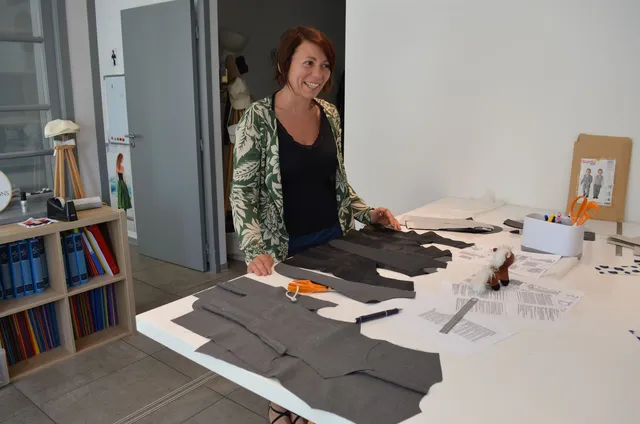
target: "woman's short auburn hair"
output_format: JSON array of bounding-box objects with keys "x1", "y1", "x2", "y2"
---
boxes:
[{"x1": 275, "y1": 26, "x2": 336, "y2": 93}]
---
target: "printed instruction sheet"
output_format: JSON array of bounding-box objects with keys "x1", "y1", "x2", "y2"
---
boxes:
[
  {"x1": 417, "y1": 304, "x2": 516, "y2": 356},
  {"x1": 454, "y1": 246, "x2": 561, "y2": 279},
  {"x1": 442, "y1": 278, "x2": 584, "y2": 324}
]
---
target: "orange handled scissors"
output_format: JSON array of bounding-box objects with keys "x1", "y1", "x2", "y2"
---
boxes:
[
  {"x1": 287, "y1": 280, "x2": 332, "y2": 294},
  {"x1": 569, "y1": 196, "x2": 599, "y2": 226}
]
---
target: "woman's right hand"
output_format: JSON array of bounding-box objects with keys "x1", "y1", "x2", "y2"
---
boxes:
[{"x1": 247, "y1": 254, "x2": 274, "y2": 276}]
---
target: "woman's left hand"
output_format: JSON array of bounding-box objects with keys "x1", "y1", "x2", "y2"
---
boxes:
[{"x1": 370, "y1": 207, "x2": 401, "y2": 230}]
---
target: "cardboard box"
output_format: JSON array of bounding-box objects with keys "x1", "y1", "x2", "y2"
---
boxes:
[{"x1": 566, "y1": 134, "x2": 632, "y2": 222}]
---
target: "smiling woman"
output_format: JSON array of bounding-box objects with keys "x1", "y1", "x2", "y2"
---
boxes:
[
  {"x1": 230, "y1": 26, "x2": 401, "y2": 423},
  {"x1": 230, "y1": 26, "x2": 401, "y2": 276},
  {"x1": 229, "y1": 34, "x2": 401, "y2": 267}
]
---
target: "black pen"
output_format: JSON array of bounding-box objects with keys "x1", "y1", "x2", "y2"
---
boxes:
[{"x1": 355, "y1": 308, "x2": 402, "y2": 324}]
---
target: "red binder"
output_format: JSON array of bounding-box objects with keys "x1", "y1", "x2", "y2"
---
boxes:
[{"x1": 86, "y1": 225, "x2": 119, "y2": 275}]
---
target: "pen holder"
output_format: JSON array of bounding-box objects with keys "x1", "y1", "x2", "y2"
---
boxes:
[{"x1": 521, "y1": 213, "x2": 584, "y2": 257}]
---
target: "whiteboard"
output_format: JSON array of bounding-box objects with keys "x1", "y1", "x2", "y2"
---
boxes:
[{"x1": 104, "y1": 75, "x2": 130, "y2": 144}]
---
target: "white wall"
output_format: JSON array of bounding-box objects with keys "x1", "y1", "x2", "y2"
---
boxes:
[
  {"x1": 345, "y1": 0, "x2": 640, "y2": 221},
  {"x1": 66, "y1": 0, "x2": 101, "y2": 198},
  {"x1": 218, "y1": 0, "x2": 346, "y2": 101}
]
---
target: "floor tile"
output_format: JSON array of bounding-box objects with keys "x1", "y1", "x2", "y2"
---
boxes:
[
  {"x1": 204, "y1": 374, "x2": 240, "y2": 396},
  {"x1": 13, "y1": 340, "x2": 146, "y2": 406},
  {"x1": 41, "y1": 356, "x2": 191, "y2": 424},
  {"x1": 130, "y1": 248, "x2": 166, "y2": 272},
  {"x1": 133, "y1": 278, "x2": 179, "y2": 314},
  {"x1": 123, "y1": 332, "x2": 165, "y2": 355},
  {"x1": 227, "y1": 387, "x2": 269, "y2": 416},
  {"x1": 134, "y1": 385, "x2": 221, "y2": 424},
  {"x1": 173, "y1": 261, "x2": 247, "y2": 297},
  {"x1": 134, "y1": 263, "x2": 214, "y2": 294},
  {"x1": 0, "y1": 385, "x2": 36, "y2": 422},
  {"x1": 152, "y1": 348, "x2": 209, "y2": 379},
  {"x1": 174, "y1": 280, "x2": 218, "y2": 298},
  {"x1": 1, "y1": 407, "x2": 54, "y2": 424},
  {"x1": 182, "y1": 397, "x2": 264, "y2": 424}
]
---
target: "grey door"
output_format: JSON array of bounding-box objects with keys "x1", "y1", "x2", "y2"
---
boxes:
[{"x1": 121, "y1": 0, "x2": 207, "y2": 271}]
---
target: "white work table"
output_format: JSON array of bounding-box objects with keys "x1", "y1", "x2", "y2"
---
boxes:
[{"x1": 136, "y1": 198, "x2": 640, "y2": 424}]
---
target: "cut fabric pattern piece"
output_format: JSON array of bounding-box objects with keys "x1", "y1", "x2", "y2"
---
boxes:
[
  {"x1": 329, "y1": 238, "x2": 449, "y2": 276},
  {"x1": 194, "y1": 337, "x2": 426, "y2": 424},
  {"x1": 595, "y1": 265, "x2": 640, "y2": 275},
  {"x1": 274, "y1": 263, "x2": 415, "y2": 303},
  {"x1": 195, "y1": 276, "x2": 336, "y2": 312},
  {"x1": 173, "y1": 280, "x2": 443, "y2": 424},
  {"x1": 358, "y1": 225, "x2": 474, "y2": 250},
  {"x1": 284, "y1": 244, "x2": 416, "y2": 291},
  {"x1": 200, "y1": 293, "x2": 441, "y2": 389},
  {"x1": 282, "y1": 226, "x2": 473, "y2": 290},
  {"x1": 402, "y1": 216, "x2": 502, "y2": 234}
]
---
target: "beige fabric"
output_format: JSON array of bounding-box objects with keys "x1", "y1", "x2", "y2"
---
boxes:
[
  {"x1": 44, "y1": 120, "x2": 80, "y2": 137},
  {"x1": 228, "y1": 77, "x2": 251, "y2": 110}
]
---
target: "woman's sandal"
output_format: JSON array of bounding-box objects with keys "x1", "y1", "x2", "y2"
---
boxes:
[
  {"x1": 269, "y1": 403, "x2": 306, "y2": 424},
  {"x1": 289, "y1": 413, "x2": 306, "y2": 423},
  {"x1": 269, "y1": 403, "x2": 291, "y2": 424}
]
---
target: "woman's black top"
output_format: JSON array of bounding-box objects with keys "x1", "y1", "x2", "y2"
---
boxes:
[{"x1": 275, "y1": 98, "x2": 339, "y2": 237}]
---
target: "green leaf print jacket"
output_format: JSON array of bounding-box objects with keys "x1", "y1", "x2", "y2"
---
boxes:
[{"x1": 230, "y1": 96, "x2": 373, "y2": 265}]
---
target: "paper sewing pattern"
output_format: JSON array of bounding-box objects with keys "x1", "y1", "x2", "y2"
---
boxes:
[
  {"x1": 454, "y1": 246, "x2": 561, "y2": 279},
  {"x1": 417, "y1": 306, "x2": 515, "y2": 356},
  {"x1": 442, "y1": 278, "x2": 584, "y2": 323},
  {"x1": 577, "y1": 158, "x2": 616, "y2": 206}
]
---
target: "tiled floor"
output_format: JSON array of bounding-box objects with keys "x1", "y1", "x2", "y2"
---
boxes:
[{"x1": 0, "y1": 245, "x2": 273, "y2": 424}]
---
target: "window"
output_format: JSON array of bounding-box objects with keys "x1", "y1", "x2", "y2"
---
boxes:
[{"x1": 0, "y1": 0, "x2": 68, "y2": 193}]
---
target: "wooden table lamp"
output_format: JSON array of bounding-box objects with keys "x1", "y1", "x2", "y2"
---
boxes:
[{"x1": 44, "y1": 120, "x2": 86, "y2": 199}]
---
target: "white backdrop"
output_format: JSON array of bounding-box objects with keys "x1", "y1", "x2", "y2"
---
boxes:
[{"x1": 344, "y1": 0, "x2": 640, "y2": 221}]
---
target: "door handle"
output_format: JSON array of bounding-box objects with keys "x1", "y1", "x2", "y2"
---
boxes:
[{"x1": 124, "y1": 133, "x2": 137, "y2": 148}]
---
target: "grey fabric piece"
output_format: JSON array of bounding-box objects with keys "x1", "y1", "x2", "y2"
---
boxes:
[
  {"x1": 330, "y1": 238, "x2": 447, "y2": 275},
  {"x1": 201, "y1": 294, "x2": 375, "y2": 378},
  {"x1": 195, "y1": 337, "x2": 425, "y2": 424},
  {"x1": 274, "y1": 263, "x2": 416, "y2": 303},
  {"x1": 175, "y1": 303, "x2": 282, "y2": 373},
  {"x1": 403, "y1": 216, "x2": 498, "y2": 233},
  {"x1": 199, "y1": 287, "x2": 442, "y2": 393},
  {"x1": 194, "y1": 276, "x2": 336, "y2": 312},
  {"x1": 173, "y1": 280, "x2": 442, "y2": 424}
]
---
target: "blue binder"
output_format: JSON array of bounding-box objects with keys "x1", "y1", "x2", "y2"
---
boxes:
[
  {"x1": 0, "y1": 245, "x2": 11, "y2": 300},
  {"x1": 61, "y1": 236, "x2": 70, "y2": 287},
  {"x1": 64, "y1": 234, "x2": 80, "y2": 287},
  {"x1": 49, "y1": 303, "x2": 60, "y2": 347},
  {"x1": 39, "y1": 237, "x2": 49, "y2": 289},
  {"x1": 73, "y1": 232, "x2": 89, "y2": 285},
  {"x1": 8, "y1": 242, "x2": 24, "y2": 298},
  {"x1": 28, "y1": 238, "x2": 45, "y2": 293},
  {"x1": 19, "y1": 241, "x2": 34, "y2": 295}
]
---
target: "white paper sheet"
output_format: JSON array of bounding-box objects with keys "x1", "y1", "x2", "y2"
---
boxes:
[
  {"x1": 417, "y1": 305, "x2": 516, "y2": 356},
  {"x1": 517, "y1": 282, "x2": 584, "y2": 313},
  {"x1": 454, "y1": 246, "x2": 561, "y2": 279},
  {"x1": 509, "y1": 252, "x2": 562, "y2": 279},
  {"x1": 442, "y1": 279, "x2": 584, "y2": 323}
]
